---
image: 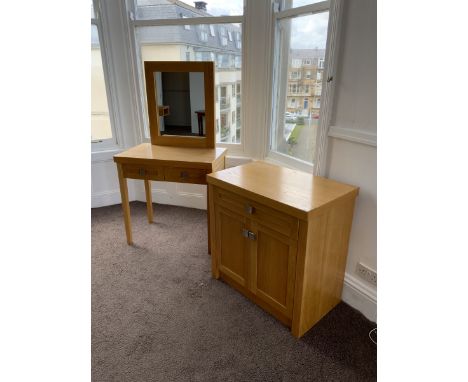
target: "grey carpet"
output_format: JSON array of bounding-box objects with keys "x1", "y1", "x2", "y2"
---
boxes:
[{"x1": 92, "y1": 202, "x2": 376, "y2": 381}]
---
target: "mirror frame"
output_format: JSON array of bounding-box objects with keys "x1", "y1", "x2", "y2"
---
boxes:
[{"x1": 144, "y1": 61, "x2": 215, "y2": 148}]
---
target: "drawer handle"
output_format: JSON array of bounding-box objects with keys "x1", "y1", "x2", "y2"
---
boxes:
[
  {"x1": 244, "y1": 204, "x2": 254, "y2": 214},
  {"x1": 242, "y1": 228, "x2": 256, "y2": 241},
  {"x1": 139, "y1": 168, "x2": 146, "y2": 176},
  {"x1": 180, "y1": 171, "x2": 189, "y2": 179}
]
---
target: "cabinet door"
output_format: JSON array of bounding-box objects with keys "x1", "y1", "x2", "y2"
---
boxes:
[
  {"x1": 250, "y1": 222, "x2": 297, "y2": 318},
  {"x1": 215, "y1": 206, "x2": 248, "y2": 287}
]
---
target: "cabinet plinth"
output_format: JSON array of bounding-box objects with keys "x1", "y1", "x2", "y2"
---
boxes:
[{"x1": 207, "y1": 161, "x2": 359, "y2": 338}]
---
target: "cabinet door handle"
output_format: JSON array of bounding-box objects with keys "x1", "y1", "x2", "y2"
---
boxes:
[
  {"x1": 244, "y1": 204, "x2": 254, "y2": 214},
  {"x1": 242, "y1": 229, "x2": 256, "y2": 240}
]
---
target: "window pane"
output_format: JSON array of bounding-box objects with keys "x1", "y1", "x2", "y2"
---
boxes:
[
  {"x1": 135, "y1": 0, "x2": 243, "y2": 20},
  {"x1": 272, "y1": 12, "x2": 328, "y2": 163},
  {"x1": 91, "y1": 0, "x2": 95, "y2": 19},
  {"x1": 136, "y1": 22, "x2": 242, "y2": 143},
  {"x1": 91, "y1": 25, "x2": 112, "y2": 141}
]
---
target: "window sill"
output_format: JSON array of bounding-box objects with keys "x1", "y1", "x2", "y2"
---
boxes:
[
  {"x1": 91, "y1": 147, "x2": 123, "y2": 163},
  {"x1": 265, "y1": 151, "x2": 314, "y2": 174}
]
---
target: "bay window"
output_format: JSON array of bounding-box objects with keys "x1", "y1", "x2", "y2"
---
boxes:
[{"x1": 108, "y1": 0, "x2": 341, "y2": 170}]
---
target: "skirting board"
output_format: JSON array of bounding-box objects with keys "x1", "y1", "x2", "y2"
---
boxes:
[
  {"x1": 342, "y1": 273, "x2": 377, "y2": 322},
  {"x1": 92, "y1": 189, "x2": 122, "y2": 208}
]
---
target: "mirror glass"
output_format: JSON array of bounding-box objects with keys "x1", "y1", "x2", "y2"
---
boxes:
[{"x1": 153, "y1": 71, "x2": 206, "y2": 137}]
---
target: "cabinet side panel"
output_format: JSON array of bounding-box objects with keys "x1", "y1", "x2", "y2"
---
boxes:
[
  {"x1": 292, "y1": 195, "x2": 357, "y2": 337},
  {"x1": 292, "y1": 217, "x2": 328, "y2": 337},
  {"x1": 317, "y1": 196, "x2": 357, "y2": 317}
]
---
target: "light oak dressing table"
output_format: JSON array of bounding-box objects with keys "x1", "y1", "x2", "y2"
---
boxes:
[
  {"x1": 207, "y1": 161, "x2": 359, "y2": 337},
  {"x1": 114, "y1": 61, "x2": 225, "y2": 247},
  {"x1": 114, "y1": 144, "x2": 226, "y2": 246}
]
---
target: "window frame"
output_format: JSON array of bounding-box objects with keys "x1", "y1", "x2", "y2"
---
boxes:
[
  {"x1": 127, "y1": 1, "x2": 245, "y2": 154},
  {"x1": 267, "y1": 0, "x2": 343, "y2": 175},
  {"x1": 91, "y1": 0, "x2": 123, "y2": 152}
]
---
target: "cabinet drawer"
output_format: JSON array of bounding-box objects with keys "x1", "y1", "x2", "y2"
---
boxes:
[
  {"x1": 164, "y1": 167, "x2": 208, "y2": 184},
  {"x1": 214, "y1": 188, "x2": 298, "y2": 239},
  {"x1": 122, "y1": 164, "x2": 164, "y2": 181}
]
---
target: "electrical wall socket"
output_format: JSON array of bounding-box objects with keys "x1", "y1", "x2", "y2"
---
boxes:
[{"x1": 356, "y1": 263, "x2": 377, "y2": 286}]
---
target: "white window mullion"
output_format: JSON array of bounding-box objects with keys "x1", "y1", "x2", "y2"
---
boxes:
[
  {"x1": 242, "y1": 0, "x2": 275, "y2": 159},
  {"x1": 276, "y1": 1, "x2": 330, "y2": 20},
  {"x1": 312, "y1": 0, "x2": 343, "y2": 176}
]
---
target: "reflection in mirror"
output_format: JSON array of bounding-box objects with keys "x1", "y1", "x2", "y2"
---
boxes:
[{"x1": 154, "y1": 71, "x2": 206, "y2": 137}]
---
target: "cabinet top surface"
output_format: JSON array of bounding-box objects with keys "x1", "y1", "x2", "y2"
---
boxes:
[
  {"x1": 207, "y1": 161, "x2": 358, "y2": 216},
  {"x1": 114, "y1": 143, "x2": 227, "y2": 164}
]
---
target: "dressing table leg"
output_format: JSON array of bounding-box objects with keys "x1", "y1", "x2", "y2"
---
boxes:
[
  {"x1": 117, "y1": 163, "x2": 133, "y2": 245},
  {"x1": 144, "y1": 179, "x2": 153, "y2": 223}
]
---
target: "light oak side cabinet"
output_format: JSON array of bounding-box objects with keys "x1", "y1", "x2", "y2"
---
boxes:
[{"x1": 207, "y1": 161, "x2": 359, "y2": 338}]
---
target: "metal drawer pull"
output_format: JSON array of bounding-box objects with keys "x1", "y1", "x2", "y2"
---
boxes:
[
  {"x1": 139, "y1": 168, "x2": 145, "y2": 176},
  {"x1": 244, "y1": 204, "x2": 254, "y2": 214},
  {"x1": 242, "y1": 228, "x2": 256, "y2": 240},
  {"x1": 180, "y1": 171, "x2": 189, "y2": 178}
]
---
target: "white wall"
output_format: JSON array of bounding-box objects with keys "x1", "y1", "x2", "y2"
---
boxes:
[{"x1": 326, "y1": 0, "x2": 377, "y2": 321}]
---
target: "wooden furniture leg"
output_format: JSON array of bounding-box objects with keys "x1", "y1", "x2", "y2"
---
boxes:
[
  {"x1": 144, "y1": 179, "x2": 153, "y2": 223},
  {"x1": 117, "y1": 163, "x2": 133, "y2": 245}
]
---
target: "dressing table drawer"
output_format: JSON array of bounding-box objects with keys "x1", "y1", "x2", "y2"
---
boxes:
[
  {"x1": 164, "y1": 167, "x2": 208, "y2": 184},
  {"x1": 121, "y1": 164, "x2": 164, "y2": 181},
  {"x1": 214, "y1": 188, "x2": 298, "y2": 239}
]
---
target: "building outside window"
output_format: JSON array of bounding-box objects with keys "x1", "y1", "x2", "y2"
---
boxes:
[
  {"x1": 183, "y1": 15, "x2": 190, "y2": 30},
  {"x1": 220, "y1": 112, "x2": 229, "y2": 142},
  {"x1": 292, "y1": 58, "x2": 301, "y2": 68},
  {"x1": 198, "y1": 24, "x2": 208, "y2": 42},
  {"x1": 318, "y1": 57, "x2": 325, "y2": 69}
]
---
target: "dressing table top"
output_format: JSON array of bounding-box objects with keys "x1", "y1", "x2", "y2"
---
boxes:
[{"x1": 114, "y1": 143, "x2": 226, "y2": 169}]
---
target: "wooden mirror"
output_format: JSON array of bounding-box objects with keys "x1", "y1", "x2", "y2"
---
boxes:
[{"x1": 144, "y1": 61, "x2": 215, "y2": 148}]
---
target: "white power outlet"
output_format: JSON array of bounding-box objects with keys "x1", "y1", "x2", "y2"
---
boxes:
[{"x1": 356, "y1": 263, "x2": 377, "y2": 286}]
